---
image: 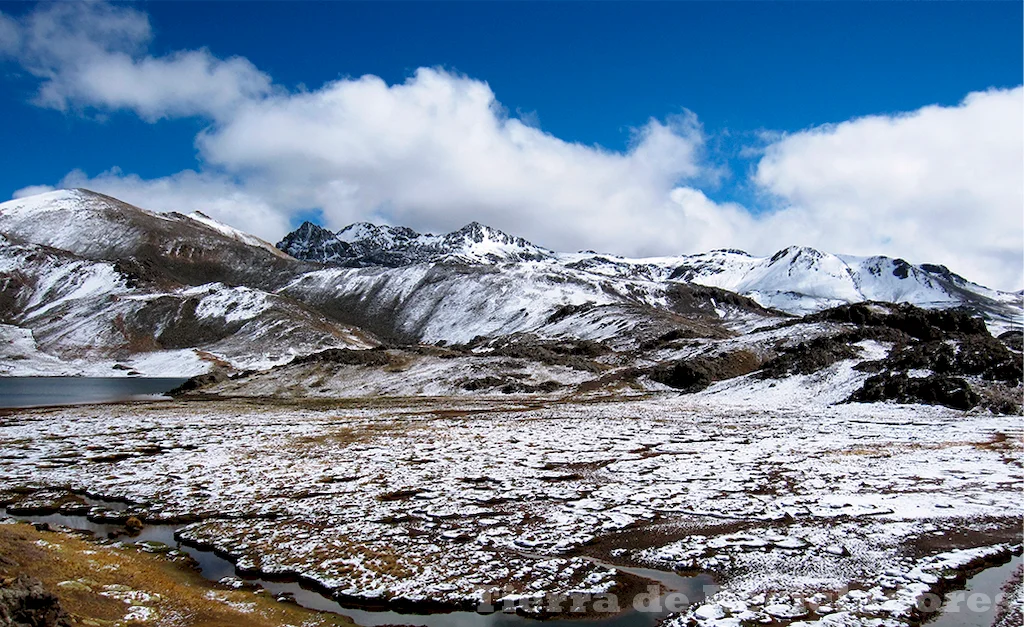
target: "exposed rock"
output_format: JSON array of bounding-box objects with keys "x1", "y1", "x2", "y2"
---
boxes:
[
  {"x1": 863, "y1": 336, "x2": 1022, "y2": 384},
  {"x1": 169, "y1": 369, "x2": 229, "y2": 395},
  {"x1": 650, "y1": 350, "x2": 761, "y2": 392},
  {"x1": 488, "y1": 337, "x2": 608, "y2": 372},
  {"x1": 459, "y1": 376, "x2": 564, "y2": 394},
  {"x1": 292, "y1": 347, "x2": 398, "y2": 368},
  {"x1": 998, "y1": 330, "x2": 1023, "y2": 352},
  {"x1": 663, "y1": 282, "x2": 774, "y2": 318},
  {"x1": 0, "y1": 575, "x2": 71, "y2": 627},
  {"x1": 803, "y1": 302, "x2": 989, "y2": 340},
  {"x1": 759, "y1": 332, "x2": 867, "y2": 379},
  {"x1": 846, "y1": 373, "x2": 981, "y2": 410}
]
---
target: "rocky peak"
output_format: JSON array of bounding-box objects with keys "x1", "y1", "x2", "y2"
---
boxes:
[
  {"x1": 276, "y1": 221, "x2": 348, "y2": 261},
  {"x1": 278, "y1": 219, "x2": 550, "y2": 267}
]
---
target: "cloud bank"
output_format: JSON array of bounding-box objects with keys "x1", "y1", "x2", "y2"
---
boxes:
[{"x1": 2, "y1": 2, "x2": 1021, "y2": 290}]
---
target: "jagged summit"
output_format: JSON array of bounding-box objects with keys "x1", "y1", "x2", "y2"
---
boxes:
[{"x1": 277, "y1": 220, "x2": 551, "y2": 267}]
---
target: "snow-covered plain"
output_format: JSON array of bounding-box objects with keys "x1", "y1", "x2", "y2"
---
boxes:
[{"x1": 0, "y1": 395, "x2": 1018, "y2": 625}]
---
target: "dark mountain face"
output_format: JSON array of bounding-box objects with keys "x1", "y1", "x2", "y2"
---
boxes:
[
  {"x1": 277, "y1": 221, "x2": 357, "y2": 265},
  {"x1": 276, "y1": 220, "x2": 552, "y2": 267}
]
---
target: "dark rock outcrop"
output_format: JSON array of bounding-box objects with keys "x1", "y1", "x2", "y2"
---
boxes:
[
  {"x1": 847, "y1": 373, "x2": 981, "y2": 410},
  {"x1": 803, "y1": 302, "x2": 989, "y2": 340},
  {"x1": 0, "y1": 574, "x2": 71, "y2": 627},
  {"x1": 649, "y1": 350, "x2": 761, "y2": 393}
]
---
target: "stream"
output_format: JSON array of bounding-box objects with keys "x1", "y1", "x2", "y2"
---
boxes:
[
  {"x1": 3, "y1": 506, "x2": 712, "y2": 627},
  {"x1": 926, "y1": 553, "x2": 1022, "y2": 627}
]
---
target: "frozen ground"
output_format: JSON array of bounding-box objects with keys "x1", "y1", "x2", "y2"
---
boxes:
[{"x1": 0, "y1": 394, "x2": 1019, "y2": 626}]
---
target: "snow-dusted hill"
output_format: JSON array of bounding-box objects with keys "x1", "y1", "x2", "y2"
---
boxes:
[
  {"x1": 0, "y1": 189, "x2": 302, "y2": 290},
  {"x1": 279, "y1": 260, "x2": 768, "y2": 345},
  {"x1": 0, "y1": 193, "x2": 374, "y2": 376}
]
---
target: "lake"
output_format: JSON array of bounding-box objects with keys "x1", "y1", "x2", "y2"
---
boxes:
[{"x1": 0, "y1": 377, "x2": 189, "y2": 409}]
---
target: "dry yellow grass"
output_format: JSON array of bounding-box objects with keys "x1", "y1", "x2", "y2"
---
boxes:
[
  {"x1": 833, "y1": 432, "x2": 1022, "y2": 457},
  {"x1": 0, "y1": 521, "x2": 353, "y2": 627}
]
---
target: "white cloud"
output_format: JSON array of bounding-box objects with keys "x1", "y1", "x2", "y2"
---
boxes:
[
  {"x1": 0, "y1": 12, "x2": 21, "y2": 56},
  {"x1": 751, "y1": 87, "x2": 1024, "y2": 290},
  {"x1": 2, "y1": 2, "x2": 271, "y2": 120},
  {"x1": 195, "y1": 68, "x2": 710, "y2": 254},
  {"x1": 2, "y1": 2, "x2": 1022, "y2": 290},
  {"x1": 12, "y1": 184, "x2": 55, "y2": 198}
]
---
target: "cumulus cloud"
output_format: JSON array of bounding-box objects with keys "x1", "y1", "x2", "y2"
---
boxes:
[
  {"x1": 1, "y1": 2, "x2": 271, "y2": 120},
  {"x1": 196, "y1": 68, "x2": 711, "y2": 253},
  {"x1": 751, "y1": 87, "x2": 1023, "y2": 290},
  {"x1": 2, "y1": 1, "x2": 1022, "y2": 290}
]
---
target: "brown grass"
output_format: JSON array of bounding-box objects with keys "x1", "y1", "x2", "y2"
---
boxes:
[
  {"x1": 293, "y1": 420, "x2": 414, "y2": 448},
  {"x1": 0, "y1": 522, "x2": 352, "y2": 627},
  {"x1": 833, "y1": 432, "x2": 1022, "y2": 457}
]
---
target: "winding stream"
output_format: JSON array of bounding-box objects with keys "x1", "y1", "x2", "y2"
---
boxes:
[{"x1": 4, "y1": 506, "x2": 712, "y2": 627}]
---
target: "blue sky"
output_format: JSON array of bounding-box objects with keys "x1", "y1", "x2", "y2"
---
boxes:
[{"x1": 0, "y1": 1, "x2": 1021, "y2": 288}]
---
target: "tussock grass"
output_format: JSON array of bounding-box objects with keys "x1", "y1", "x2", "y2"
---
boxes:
[{"x1": 0, "y1": 521, "x2": 353, "y2": 626}]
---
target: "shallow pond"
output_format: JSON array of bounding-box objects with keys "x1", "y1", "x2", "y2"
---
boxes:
[{"x1": 926, "y1": 553, "x2": 1022, "y2": 627}]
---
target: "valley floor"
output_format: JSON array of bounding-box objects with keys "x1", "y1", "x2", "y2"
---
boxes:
[{"x1": 0, "y1": 394, "x2": 1020, "y2": 626}]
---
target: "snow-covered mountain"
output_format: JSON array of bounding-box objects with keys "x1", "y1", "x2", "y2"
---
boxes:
[
  {"x1": 0, "y1": 189, "x2": 302, "y2": 290},
  {"x1": 1, "y1": 188, "x2": 1020, "y2": 406},
  {"x1": 280, "y1": 221, "x2": 1022, "y2": 332},
  {"x1": 0, "y1": 191, "x2": 374, "y2": 376},
  {"x1": 666, "y1": 246, "x2": 1020, "y2": 320},
  {"x1": 277, "y1": 220, "x2": 552, "y2": 266}
]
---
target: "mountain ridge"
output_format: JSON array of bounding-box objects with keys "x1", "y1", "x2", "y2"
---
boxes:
[
  {"x1": 0, "y1": 188, "x2": 1020, "y2": 409},
  {"x1": 277, "y1": 219, "x2": 552, "y2": 267},
  {"x1": 277, "y1": 217, "x2": 1021, "y2": 328}
]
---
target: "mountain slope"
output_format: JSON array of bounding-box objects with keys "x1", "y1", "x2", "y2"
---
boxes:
[
  {"x1": 0, "y1": 189, "x2": 305, "y2": 290},
  {"x1": 279, "y1": 258, "x2": 771, "y2": 346},
  {"x1": 0, "y1": 203, "x2": 376, "y2": 376},
  {"x1": 665, "y1": 246, "x2": 1021, "y2": 327},
  {"x1": 1, "y1": 188, "x2": 1020, "y2": 387}
]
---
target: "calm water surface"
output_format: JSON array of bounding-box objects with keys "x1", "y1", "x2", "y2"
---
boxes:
[
  {"x1": 926, "y1": 554, "x2": 1022, "y2": 627},
  {"x1": 0, "y1": 377, "x2": 188, "y2": 408}
]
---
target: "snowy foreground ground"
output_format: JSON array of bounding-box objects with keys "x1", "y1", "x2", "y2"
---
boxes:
[{"x1": 0, "y1": 394, "x2": 1020, "y2": 626}]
